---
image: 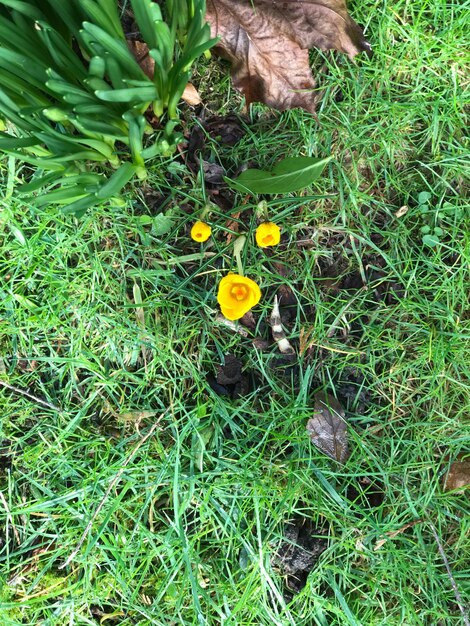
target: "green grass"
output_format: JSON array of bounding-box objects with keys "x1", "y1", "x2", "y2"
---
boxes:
[{"x1": 0, "y1": 0, "x2": 469, "y2": 624}]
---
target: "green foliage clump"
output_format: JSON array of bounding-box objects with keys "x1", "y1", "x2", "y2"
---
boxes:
[{"x1": 0, "y1": 0, "x2": 216, "y2": 215}]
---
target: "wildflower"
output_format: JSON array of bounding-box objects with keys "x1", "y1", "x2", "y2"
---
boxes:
[
  {"x1": 217, "y1": 273, "x2": 261, "y2": 320},
  {"x1": 191, "y1": 221, "x2": 211, "y2": 242},
  {"x1": 255, "y1": 222, "x2": 281, "y2": 247}
]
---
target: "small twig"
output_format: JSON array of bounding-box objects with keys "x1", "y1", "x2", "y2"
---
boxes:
[
  {"x1": 60, "y1": 419, "x2": 161, "y2": 569},
  {"x1": 428, "y1": 521, "x2": 469, "y2": 625},
  {"x1": 0, "y1": 380, "x2": 62, "y2": 412}
]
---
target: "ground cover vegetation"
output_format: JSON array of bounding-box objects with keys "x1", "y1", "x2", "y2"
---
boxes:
[{"x1": 0, "y1": 0, "x2": 469, "y2": 624}]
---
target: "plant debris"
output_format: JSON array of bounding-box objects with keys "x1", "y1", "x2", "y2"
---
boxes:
[
  {"x1": 206, "y1": 0, "x2": 370, "y2": 112},
  {"x1": 373, "y1": 520, "x2": 423, "y2": 552},
  {"x1": 306, "y1": 392, "x2": 348, "y2": 462},
  {"x1": 270, "y1": 295, "x2": 295, "y2": 356},
  {"x1": 443, "y1": 456, "x2": 470, "y2": 492}
]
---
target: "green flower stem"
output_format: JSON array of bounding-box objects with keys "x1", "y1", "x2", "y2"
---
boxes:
[
  {"x1": 235, "y1": 252, "x2": 244, "y2": 276},
  {"x1": 233, "y1": 235, "x2": 246, "y2": 276}
]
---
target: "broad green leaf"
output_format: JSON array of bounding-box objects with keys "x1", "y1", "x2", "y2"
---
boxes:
[
  {"x1": 418, "y1": 191, "x2": 432, "y2": 205},
  {"x1": 8, "y1": 223, "x2": 27, "y2": 246},
  {"x1": 60, "y1": 194, "x2": 98, "y2": 216},
  {"x1": 95, "y1": 86, "x2": 157, "y2": 102},
  {"x1": 78, "y1": 0, "x2": 123, "y2": 39},
  {"x1": 82, "y1": 22, "x2": 145, "y2": 78},
  {"x1": 95, "y1": 162, "x2": 136, "y2": 199},
  {"x1": 422, "y1": 234, "x2": 440, "y2": 247},
  {"x1": 13, "y1": 293, "x2": 37, "y2": 309},
  {"x1": 34, "y1": 187, "x2": 89, "y2": 206},
  {"x1": 227, "y1": 156, "x2": 332, "y2": 195},
  {"x1": 137, "y1": 215, "x2": 153, "y2": 225},
  {"x1": 1, "y1": 152, "x2": 65, "y2": 170},
  {"x1": 42, "y1": 107, "x2": 71, "y2": 122},
  {"x1": 19, "y1": 172, "x2": 102, "y2": 195},
  {"x1": 152, "y1": 213, "x2": 174, "y2": 235},
  {"x1": 35, "y1": 21, "x2": 87, "y2": 79},
  {"x1": 0, "y1": 0, "x2": 43, "y2": 20},
  {"x1": 17, "y1": 171, "x2": 63, "y2": 193},
  {"x1": 130, "y1": 0, "x2": 163, "y2": 50},
  {"x1": 0, "y1": 133, "x2": 39, "y2": 149},
  {"x1": 72, "y1": 115, "x2": 127, "y2": 140},
  {"x1": 88, "y1": 55, "x2": 106, "y2": 78}
]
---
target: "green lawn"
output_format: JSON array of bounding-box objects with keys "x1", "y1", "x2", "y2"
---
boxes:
[{"x1": 0, "y1": 0, "x2": 469, "y2": 624}]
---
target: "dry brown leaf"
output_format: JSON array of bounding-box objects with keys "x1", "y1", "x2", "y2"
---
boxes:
[
  {"x1": 225, "y1": 210, "x2": 241, "y2": 243},
  {"x1": 306, "y1": 392, "x2": 348, "y2": 462},
  {"x1": 181, "y1": 83, "x2": 202, "y2": 106},
  {"x1": 443, "y1": 457, "x2": 470, "y2": 492},
  {"x1": 206, "y1": 0, "x2": 370, "y2": 112},
  {"x1": 127, "y1": 40, "x2": 153, "y2": 78},
  {"x1": 373, "y1": 520, "x2": 423, "y2": 552}
]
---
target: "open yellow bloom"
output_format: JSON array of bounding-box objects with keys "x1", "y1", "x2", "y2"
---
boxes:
[
  {"x1": 255, "y1": 222, "x2": 281, "y2": 247},
  {"x1": 217, "y1": 273, "x2": 261, "y2": 320},
  {"x1": 191, "y1": 221, "x2": 211, "y2": 242}
]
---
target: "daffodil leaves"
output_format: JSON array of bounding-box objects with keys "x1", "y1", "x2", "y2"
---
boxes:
[{"x1": 227, "y1": 155, "x2": 332, "y2": 195}]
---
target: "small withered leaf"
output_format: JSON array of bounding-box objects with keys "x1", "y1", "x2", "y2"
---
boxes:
[
  {"x1": 206, "y1": 0, "x2": 370, "y2": 113},
  {"x1": 443, "y1": 457, "x2": 470, "y2": 492},
  {"x1": 307, "y1": 392, "x2": 348, "y2": 462}
]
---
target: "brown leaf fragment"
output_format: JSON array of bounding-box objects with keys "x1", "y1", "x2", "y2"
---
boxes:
[
  {"x1": 181, "y1": 83, "x2": 202, "y2": 106},
  {"x1": 306, "y1": 392, "x2": 348, "y2": 462},
  {"x1": 225, "y1": 210, "x2": 241, "y2": 243},
  {"x1": 127, "y1": 40, "x2": 153, "y2": 78},
  {"x1": 444, "y1": 457, "x2": 470, "y2": 492},
  {"x1": 373, "y1": 520, "x2": 423, "y2": 552},
  {"x1": 206, "y1": 0, "x2": 370, "y2": 112}
]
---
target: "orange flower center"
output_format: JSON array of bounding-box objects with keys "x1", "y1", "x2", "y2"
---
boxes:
[
  {"x1": 194, "y1": 231, "x2": 203, "y2": 239},
  {"x1": 263, "y1": 234, "x2": 274, "y2": 245},
  {"x1": 231, "y1": 284, "x2": 248, "y2": 301}
]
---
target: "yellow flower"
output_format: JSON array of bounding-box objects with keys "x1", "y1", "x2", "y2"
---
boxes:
[
  {"x1": 191, "y1": 221, "x2": 211, "y2": 242},
  {"x1": 255, "y1": 222, "x2": 281, "y2": 247},
  {"x1": 217, "y1": 273, "x2": 261, "y2": 321}
]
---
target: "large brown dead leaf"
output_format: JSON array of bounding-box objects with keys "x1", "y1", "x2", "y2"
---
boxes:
[{"x1": 206, "y1": 0, "x2": 370, "y2": 112}]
